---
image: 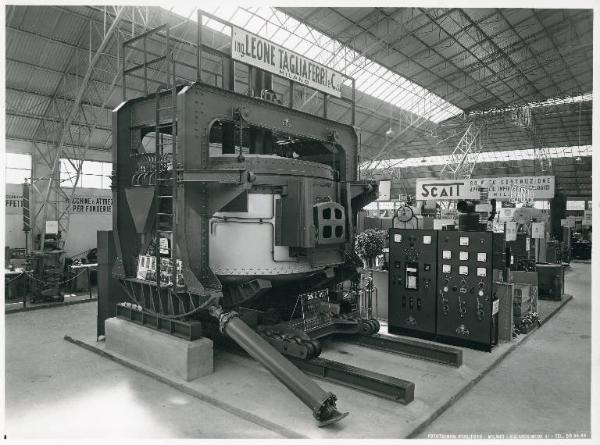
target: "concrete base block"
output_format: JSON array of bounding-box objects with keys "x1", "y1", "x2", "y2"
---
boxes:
[{"x1": 105, "y1": 317, "x2": 213, "y2": 381}]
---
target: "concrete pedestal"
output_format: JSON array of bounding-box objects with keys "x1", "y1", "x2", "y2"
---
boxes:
[{"x1": 105, "y1": 317, "x2": 213, "y2": 381}]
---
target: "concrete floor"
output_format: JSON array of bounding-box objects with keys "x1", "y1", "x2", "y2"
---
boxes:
[
  {"x1": 3, "y1": 263, "x2": 591, "y2": 438},
  {"x1": 418, "y1": 262, "x2": 591, "y2": 438},
  {"x1": 4, "y1": 302, "x2": 283, "y2": 438}
]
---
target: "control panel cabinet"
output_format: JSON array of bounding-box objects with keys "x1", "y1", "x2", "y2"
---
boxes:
[
  {"x1": 436, "y1": 231, "x2": 503, "y2": 351},
  {"x1": 388, "y1": 229, "x2": 438, "y2": 339}
]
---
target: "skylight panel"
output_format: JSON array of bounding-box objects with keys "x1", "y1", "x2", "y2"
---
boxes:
[
  {"x1": 270, "y1": 27, "x2": 290, "y2": 43},
  {"x1": 306, "y1": 46, "x2": 325, "y2": 60},
  {"x1": 362, "y1": 145, "x2": 593, "y2": 171},
  {"x1": 370, "y1": 79, "x2": 393, "y2": 98},
  {"x1": 167, "y1": 5, "x2": 463, "y2": 123}
]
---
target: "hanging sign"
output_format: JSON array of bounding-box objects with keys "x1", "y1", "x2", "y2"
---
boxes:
[
  {"x1": 440, "y1": 208, "x2": 458, "y2": 219},
  {"x1": 231, "y1": 26, "x2": 343, "y2": 97},
  {"x1": 415, "y1": 179, "x2": 472, "y2": 200},
  {"x1": 561, "y1": 218, "x2": 575, "y2": 228},
  {"x1": 498, "y1": 207, "x2": 516, "y2": 222},
  {"x1": 377, "y1": 180, "x2": 391, "y2": 201},
  {"x1": 505, "y1": 221, "x2": 517, "y2": 241},
  {"x1": 45, "y1": 220, "x2": 59, "y2": 234},
  {"x1": 531, "y1": 222, "x2": 545, "y2": 239},
  {"x1": 416, "y1": 176, "x2": 555, "y2": 201},
  {"x1": 582, "y1": 210, "x2": 592, "y2": 226}
]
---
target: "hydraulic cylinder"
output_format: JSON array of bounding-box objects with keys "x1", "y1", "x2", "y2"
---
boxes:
[{"x1": 210, "y1": 306, "x2": 348, "y2": 426}]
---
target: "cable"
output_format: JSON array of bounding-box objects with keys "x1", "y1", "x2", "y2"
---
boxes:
[
  {"x1": 117, "y1": 279, "x2": 210, "y2": 320},
  {"x1": 23, "y1": 268, "x2": 88, "y2": 286},
  {"x1": 4, "y1": 272, "x2": 26, "y2": 284}
]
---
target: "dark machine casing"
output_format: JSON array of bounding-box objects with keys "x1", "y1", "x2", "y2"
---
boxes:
[
  {"x1": 506, "y1": 233, "x2": 530, "y2": 268},
  {"x1": 388, "y1": 229, "x2": 438, "y2": 339},
  {"x1": 436, "y1": 231, "x2": 504, "y2": 351},
  {"x1": 536, "y1": 263, "x2": 564, "y2": 300},
  {"x1": 97, "y1": 230, "x2": 126, "y2": 337}
]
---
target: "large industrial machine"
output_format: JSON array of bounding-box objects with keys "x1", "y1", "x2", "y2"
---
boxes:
[{"x1": 97, "y1": 20, "x2": 389, "y2": 426}]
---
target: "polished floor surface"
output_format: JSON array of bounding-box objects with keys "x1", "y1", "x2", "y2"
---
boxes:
[{"x1": 3, "y1": 263, "x2": 591, "y2": 438}]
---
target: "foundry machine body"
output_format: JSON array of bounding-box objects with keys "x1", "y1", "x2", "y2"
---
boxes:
[
  {"x1": 99, "y1": 20, "x2": 380, "y2": 425},
  {"x1": 109, "y1": 80, "x2": 378, "y2": 330}
]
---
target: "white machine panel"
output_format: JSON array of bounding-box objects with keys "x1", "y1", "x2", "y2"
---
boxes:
[{"x1": 210, "y1": 194, "x2": 323, "y2": 276}]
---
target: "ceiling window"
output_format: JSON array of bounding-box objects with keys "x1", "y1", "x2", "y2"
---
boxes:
[
  {"x1": 167, "y1": 5, "x2": 463, "y2": 123},
  {"x1": 362, "y1": 145, "x2": 593, "y2": 171}
]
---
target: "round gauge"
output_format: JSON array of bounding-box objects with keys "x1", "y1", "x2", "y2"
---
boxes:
[{"x1": 395, "y1": 205, "x2": 414, "y2": 223}]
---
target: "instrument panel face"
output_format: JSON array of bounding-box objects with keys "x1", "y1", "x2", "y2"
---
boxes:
[
  {"x1": 388, "y1": 229, "x2": 438, "y2": 337},
  {"x1": 436, "y1": 231, "x2": 498, "y2": 348}
]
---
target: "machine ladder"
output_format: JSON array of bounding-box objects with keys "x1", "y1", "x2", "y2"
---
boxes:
[{"x1": 153, "y1": 28, "x2": 178, "y2": 289}]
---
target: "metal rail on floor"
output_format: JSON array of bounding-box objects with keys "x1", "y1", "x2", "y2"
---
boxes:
[
  {"x1": 218, "y1": 338, "x2": 414, "y2": 404},
  {"x1": 288, "y1": 355, "x2": 414, "y2": 404},
  {"x1": 337, "y1": 334, "x2": 463, "y2": 367},
  {"x1": 5, "y1": 297, "x2": 97, "y2": 314}
]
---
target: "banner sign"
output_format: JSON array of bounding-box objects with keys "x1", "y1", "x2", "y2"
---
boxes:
[
  {"x1": 231, "y1": 26, "x2": 343, "y2": 98},
  {"x1": 5, "y1": 193, "x2": 112, "y2": 214},
  {"x1": 416, "y1": 176, "x2": 555, "y2": 201},
  {"x1": 5, "y1": 192, "x2": 24, "y2": 214},
  {"x1": 583, "y1": 210, "x2": 592, "y2": 226},
  {"x1": 67, "y1": 196, "x2": 112, "y2": 213}
]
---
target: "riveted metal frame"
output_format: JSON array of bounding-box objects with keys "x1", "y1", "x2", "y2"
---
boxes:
[{"x1": 112, "y1": 80, "x2": 368, "y2": 307}]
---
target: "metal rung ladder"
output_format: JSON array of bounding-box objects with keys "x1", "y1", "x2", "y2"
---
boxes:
[{"x1": 151, "y1": 27, "x2": 179, "y2": 289}]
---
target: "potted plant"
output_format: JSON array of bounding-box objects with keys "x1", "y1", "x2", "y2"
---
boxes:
[{"x1": 354, "y1": 229, "x2": 386, "y2": 269}]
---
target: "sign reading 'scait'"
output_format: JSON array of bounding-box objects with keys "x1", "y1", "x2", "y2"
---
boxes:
[
  {"x1": 416, "y1": 176, "x2": 555, "y2": 201},
  {"x1": 231, "y1": 26, "x2": 343, "y2": 98},
  {"x1": 417, "y1": 181, "x2": 466, "y2": 199}
]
